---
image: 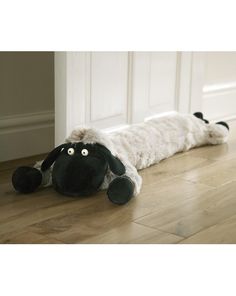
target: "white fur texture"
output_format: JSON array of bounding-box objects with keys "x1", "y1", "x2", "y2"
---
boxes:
[{"x1": 36, "y1": 113, "x2": 229, "y2": 195}]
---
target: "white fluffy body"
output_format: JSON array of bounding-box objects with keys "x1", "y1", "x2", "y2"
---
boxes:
[{"x1": 63, "y1": 112, "x2": 229, "y2": 195}]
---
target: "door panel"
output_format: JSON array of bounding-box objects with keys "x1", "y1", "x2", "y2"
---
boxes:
[
  {"x1": 149, "y1": 52, "x2": 177, "y2": 110},
  {"x1": 55, "y1": 51, "x2": 192, "y2": 145},
  {"x1": 90, "y1": 52, "x2": 128, "y2": 123}
]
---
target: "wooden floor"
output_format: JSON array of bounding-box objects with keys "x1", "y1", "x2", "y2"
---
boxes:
[{"x1": 1, "y1": 121, "x2": 236, "y2": 244}]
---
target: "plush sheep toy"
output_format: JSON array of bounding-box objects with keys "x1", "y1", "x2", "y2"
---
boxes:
[{"x1": 12, "y1": 112, "x2": 229, "y2": 205}]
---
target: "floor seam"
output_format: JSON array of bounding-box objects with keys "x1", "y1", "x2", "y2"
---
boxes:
[
  {"x1": 177, "y1": 211, "x2": 236, "y2": 243},
  {"x1": 133, "y1": 221, "x2": 185, "y2": 239}
]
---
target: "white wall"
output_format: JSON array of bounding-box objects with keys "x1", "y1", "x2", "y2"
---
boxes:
[
  {"x1": 0, "y1": 52, "x2": 54, "y2": 162},
  {"x1": 202, "y1": 52, "x2": 236, "y2": 121}
]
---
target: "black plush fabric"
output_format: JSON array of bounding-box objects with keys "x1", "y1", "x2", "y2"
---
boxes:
[
  {"x1": 41, "y1": 142, "x2": 126, "y2": 197},
  {"x1": 11, "y1": 142, "x2": 127, "y2": 199},
  {"x1": 193, "y1": 112, "x2": 209, "y2": 124},
  {"x1": 52, "y1": 149, "x2": 108, "y2": 196},
  {"x1": 41, "y1": 143, "x2": 67, "y2": 172},
  {"x1": 107, "y1": 176, "x2": 134, "y2": 205},
  {"x1": 12, "y1": 166, "x2": 42, "y2": 193},
  {"x1": 193, "y1": 112, "x2": 204, "y2": 119},
  {"x1": 216, "y1": 121, "x2": 230, "y2": 130},
  {"x1": 194, "y1": 113, "x2": 229, "y2": 130},
  {"x1": 96, "y1": 144, "x2": 125, "y2": 175}
]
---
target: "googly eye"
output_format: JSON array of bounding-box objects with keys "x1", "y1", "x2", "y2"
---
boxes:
[
  {"x1": 81, "y1": 148, "x2": 89, "y2": 156},
  {"x1": 67, "y1": 148, "x2": 75, "y2": 155}
]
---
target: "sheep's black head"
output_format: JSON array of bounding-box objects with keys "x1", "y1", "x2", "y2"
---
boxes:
[{"x1": 41, "y1": 142, "x2": 125, "y2": 197}]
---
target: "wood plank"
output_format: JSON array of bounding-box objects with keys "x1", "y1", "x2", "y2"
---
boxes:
[
  {"x1": 0, "y1": 153, "x2": 47, "y2": 171},
  {"x1": 139, "y1": 153, "x2": 213, "y2": 185},
  {"x1": 0, "y1": 188, "x2": 74, "y2": 223},
  {"x1": 183, "y1": 141, "x2": 236, "y2": 162},
  {"x1": 79, "y1": 223, "x2": 183, "y2": 244},
  {"x1": 136, "y1": 181, "x2": 236, "y2": 238},
  {"x1": 0, "y1": 229, "x2": 63, "y2": 244},
  {"x1": 180, "y1": 214, "x2": 236, "y2": 244},
  {"x1": 29, "y1": 178, "x2": 211, "y2": 243},
  {"x1": 179, "y1": 157, "x2": 236, "y2": 187},
  {"x1": 140, "y1": 155, "x2": 213, "y2": 179},
  {"x1": 0, "y1": 191, "x2": 106, "y2": 238}
]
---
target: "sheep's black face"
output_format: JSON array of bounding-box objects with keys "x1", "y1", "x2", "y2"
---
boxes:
[
  {"x1": 52, "y1": 143, "x2": 108, "y2": 196},
  {"x1": 12, "y1": 141, "x2": 126, "y2": 198}
]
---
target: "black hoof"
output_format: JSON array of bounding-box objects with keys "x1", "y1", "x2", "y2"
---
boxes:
[
  {"x1": 193, "y1": 112, "x2": 209, "y2": 124},
  {"x1": 193, "y1": 112, "x2": 204, "y2": 119},
  {"x1": 12, "y1": 166, "x2": 42, "y2": 194},
  {"x1": 216, "y1": 121, "x2": 229, "y2": 130},
  {"x1": 107, "y1": 176, "x2": 134, "y2": 205}
]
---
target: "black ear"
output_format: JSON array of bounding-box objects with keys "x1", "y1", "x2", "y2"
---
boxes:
[
  {"x1": 41, "y1": 143, "x2": 67, "y2": 172},
  {"x1": 96, "y1": 144, "x2": 125, "y2": 176}
]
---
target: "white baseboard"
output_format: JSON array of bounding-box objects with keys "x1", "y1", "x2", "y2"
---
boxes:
[
  {"x1": 202, "y1": 82, "x2": 236, "y2": 122},
  {"x1": 0, "y1": 111, "x2": 55, "y2": 162}
]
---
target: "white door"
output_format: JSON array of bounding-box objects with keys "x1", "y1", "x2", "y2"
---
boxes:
[{"x1": 54, "y1": 51, "x2": 210, "y2": 145}]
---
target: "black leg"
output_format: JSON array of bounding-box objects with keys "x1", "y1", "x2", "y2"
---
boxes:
[
  {"x1": 107, "y1": 176, "x2": 134, "y2": 205},
  {"x1": 12, "y1": 166, "x2": 42, "y2": 194},
  {"x1": 216, "y1": 121, "x2": 229, "y2": 130},
  {"x1": 193, "y1": 112, "x2": 204, "y2": 120},
  {"x1": 193, "y1": 112, "x2": 209, "y2": 124}
]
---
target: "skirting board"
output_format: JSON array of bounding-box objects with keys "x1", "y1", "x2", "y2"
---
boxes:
[
  {"x1": 202, "y1": 83, "x2": 236, "y2": 122},
  {"x1": 0, "y1": 111, "x2": 54, "y2": 162}
]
